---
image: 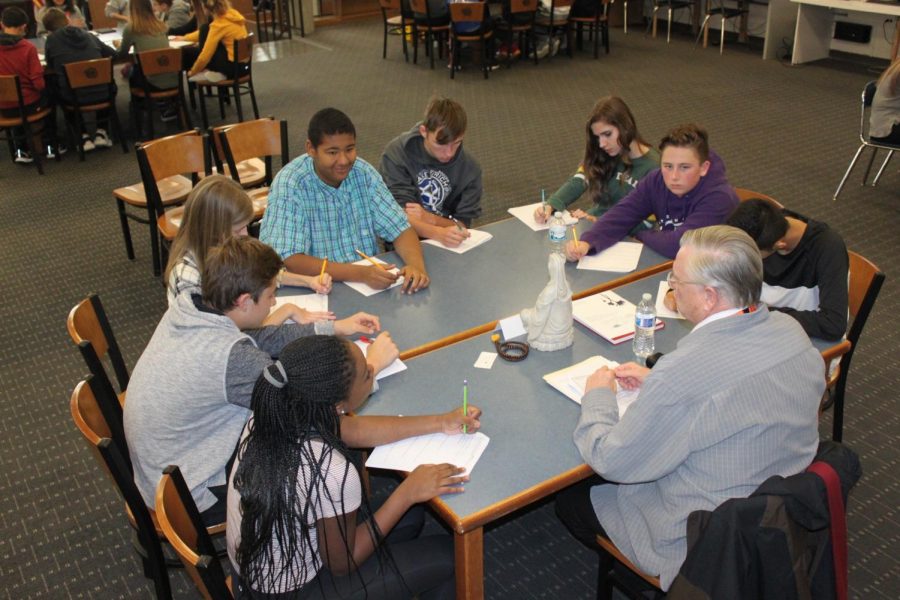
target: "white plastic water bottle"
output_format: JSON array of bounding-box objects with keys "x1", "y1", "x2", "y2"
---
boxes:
[
  {"x1": 548, "y1": 211, "x2": 567, "y2": 255},
  {"x1": 633, "y1": 292, "x2": 656, "y2": 361}
]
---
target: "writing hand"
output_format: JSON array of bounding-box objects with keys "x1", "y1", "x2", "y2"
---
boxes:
[
  {"x1": 399, "y1": 265, "x2": 429, "y2": 294},
  {"x1": 312, "y1": 272, "x2": 332, "y2": 294},
  {"x1": 366, "y1": 331, "x2": 399, "y2": 374},
  {"x1": 441, "y1": 404, "x2": 482, "y2": 435},
  {"x1": 564, "y1": 240, "x2": 590, "y2": 262},
  {"x1": 360, "y1": 264, "x2": 399, "y2": 289},
  {"x1": 614, "y1": 362, "x2": 650, "y2": 390},
  {"x1": 585, "y1": 366, "x2": 617, "y2": 393},
  {"x1": 439, "y1": 224, "x2": 469, "y2": 248},
  {"x1": 533, "y1": 203, "x2": 553, "y2": 224}
]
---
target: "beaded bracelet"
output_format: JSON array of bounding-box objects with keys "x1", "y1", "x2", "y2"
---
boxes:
[{"x1": 491, "y1": 334, "x2": 529, "y2": 362}]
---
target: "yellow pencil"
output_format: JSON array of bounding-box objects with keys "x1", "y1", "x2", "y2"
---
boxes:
[
  {"x1": 572, "y1": 227, "x2": 579, "y2": 244},
  {"x1": 355, "y1": 249, "x2": 388, "y2": 271},
  {"x1": 319, "y1": 257, "x2": 328, "y2": 284}
]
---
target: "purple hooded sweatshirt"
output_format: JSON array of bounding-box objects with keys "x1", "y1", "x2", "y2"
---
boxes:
[{"x1": 579, "y1": 150, "x2": 739, "y2": 259}]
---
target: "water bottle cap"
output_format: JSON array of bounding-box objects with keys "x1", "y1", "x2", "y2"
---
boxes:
[
  {"x1": 554, "y1": 212, "x2": 562, "y2": 217},
  {"x1": 642, "y1": 293, "x2": 652, "y2": 300}
]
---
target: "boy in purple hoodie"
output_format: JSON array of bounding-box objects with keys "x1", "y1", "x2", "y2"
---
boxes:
[{"x1": 565, "y1": 124, "x2": 738, "y2": 260}]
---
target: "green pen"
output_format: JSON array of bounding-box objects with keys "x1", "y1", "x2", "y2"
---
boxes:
[{"x1": 463, "y1": 379, "x2": 468, "y2": 433}]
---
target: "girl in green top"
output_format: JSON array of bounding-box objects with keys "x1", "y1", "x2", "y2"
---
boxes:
[
  {"x1": 116, "y1": 0, "x2": 177, "y2": 90},
  {"x1": 536, "y1": 96, "x2": 659, "y2": 223}
]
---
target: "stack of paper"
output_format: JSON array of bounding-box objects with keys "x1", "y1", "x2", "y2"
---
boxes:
[
  {"x1": 365, "y1": 432, "x2": 490, "y2": 476},
  {"x1": 342, "y1": 257, "x2": 404, "y2": 296},
  {"x1": 354, "y1": 339, "x2": 407, "y2": 381},
  {"x1": 507, "y1": 202, "x2": 578, "y2": 232},
  {"x1": 422, "y1": 229, "x2": 493, "y2": 254},
  {"x1": 543, "y1": 356, "x2": 640, "y2": 417},
  {"x1": 576, "y1": 241, "x2": 643, "y2": 273},
  {"x1": 273, "y1": 293, "x2": 328, "y2": 314},
  {"x1": 572, "y1": 291, "x2": 664, "y2": 344}
]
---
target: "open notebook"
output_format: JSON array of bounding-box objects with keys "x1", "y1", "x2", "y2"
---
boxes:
[
  {"x1": 366, "y1": 432, "x2": 490, "y2": 476},
  {"x1": 572, "y1": 291, "x2": 664, "y2": 345},
  {"x1": 543, "y1": 356, "x2": 640, "y2": 417}
]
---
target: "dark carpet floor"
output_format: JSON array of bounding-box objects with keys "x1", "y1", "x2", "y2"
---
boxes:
[{"x1": 0, "y1": 17, "x2": 897, "y2": 599}]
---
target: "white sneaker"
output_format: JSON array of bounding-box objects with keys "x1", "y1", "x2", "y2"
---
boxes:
[
  {"x1": 94, "y1": 129, "x2": 113, "y2": 148},
  {"x1": 82, "y1": 134, "x2": 96, "y2": 152},
  {"x1": 550, "y1": 37, "x2": 561, "y2": 57},
  {"x1": 532, "y1": 44, "x2": 550, "y2": 59}
]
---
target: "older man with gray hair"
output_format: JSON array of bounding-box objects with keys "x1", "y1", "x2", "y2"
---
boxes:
[{"x1": 555, "y1": 224, "x2": 825, "y2": 591}]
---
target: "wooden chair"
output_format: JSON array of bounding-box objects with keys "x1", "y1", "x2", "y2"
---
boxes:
[
  {"x1": 830, "y1": 251, "x2": 884, "y2": 442},
  {"x1": 0, "y1": 75, "x2": 58, "y2": 174},
  {"x1": 695, "y1": 0, "x2": 748, "y2": 54},
  {"x1": 568, "y1": 0, "x2": 610, "y2": 58},
  {"x1": 535, "y1": 0, "x2": 574, "y2": 58},
  {"x1": 449, "y1": 2, "x2": 494, "y2": 79},
  {"x1": 733, "y1": 187, "x2": 785, "y2": 209},
  {"x1": 131, "y1": 47, "x2": 192, "y2": 141},
  {"x1": 595, "y1": 534, "x2": 663, "y2": 599},
  {"x1": 67, "y1": 294, "x2": 130, "y2": 401},
  {"x1": 156, "y1": 466, "x2": 234, "y2": 599},
  {"x1": 191, "y1": 36, "x2": 260, "y2": 130},
  {"x1": 61, "y1": 57, "x2": 128, "y2": 160},
  {"x1": 651, "y1": 0, "x2": 695, "y2": 43},
  {"x1": 409, "y1": 0, "x2": 451, "y2": 69},
  {"x1": 834, "y1": 80, "x2": 899, "y2": 200},
  {"x1": 255, "y1": 0, "x2": 293, "y2": 42},
  {"x1": 71, "y1": 376, "x2": 172, "y2": 600},
  {"x1": 497, "y1": 0, "x2": 539, "y2": 67},
  {"x1": 135, "y1": 130, "x2": 211, "y2": 274},
  {"x1": 85, "y1": 0, "x2": 120, "y2": 29},
  {"x1": 209, "y1": 117, "x2": 289, "y2": 224},
  {"x1": 379, "y1": 0, "x2": 409, "y2": 61}
]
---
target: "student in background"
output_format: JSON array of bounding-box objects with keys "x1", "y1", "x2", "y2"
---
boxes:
[
  {"x1": 380, "y1": 97, "x2": 482, "y2": 248},
  {"x1": 43, "y1": 8, "x2": 116, "y2": 151},
  {"x1": 36, "y1": 0, "x2": 86, "y2": 35},
  {"x1": 166, "y1": 176, "x2": 332, "y2": 306},
  {"x1": 261, "y1": 108, "x2": 430, "y2": 294},
  {"x1": 536, "y1": 96, "x2": 659, "y2": 224},
  {"x1": 164, "y1": 0, "x2": 206, "y2": 35},
  {"x1": 155, "y1": 0, "x2": 193, "y2": 31},
  {"x1": 115, "y1": 0, "x2": 177, "y2": 98},
  {"x1": 105, "y1": 0, "x2": 130, "y2": 29},
  {"x1": 0, "y1": 6, "x2": 55, "y2": 164},
  {"x1": 229, "y1": 334, "x2": 481, "y2": 599},
  {"x1": 870, "y1": 60, "x2": 900, "y2": 145},
  {"x1": 564, "y1": 123, "x2": 738, "y2": 261},
  {"x1": 173, "y1": 0, "x2": 247, "y2": 83},
  {"x1": 125, "y1": 236, "x2": 394, "y2": 523}
]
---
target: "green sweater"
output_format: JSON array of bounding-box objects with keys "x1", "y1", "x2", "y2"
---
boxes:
[
  {"x1": 548, "y1": 148, "x2": 660, "y2": 217},
  {"x1": 117, "y1": 26, "x2": 179, "y2": 90}
]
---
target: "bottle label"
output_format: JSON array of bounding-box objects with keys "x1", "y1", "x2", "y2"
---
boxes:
[
  {"x1": 635, "y1": 316, "x2": 654, "y2": 328},
  {"x1": 549, "y1": 227, "x2": 566, "y2": 243}
]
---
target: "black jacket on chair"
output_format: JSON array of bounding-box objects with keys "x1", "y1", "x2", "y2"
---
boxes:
[{"x1": 668, "y1": 442, "x2": 862, "y2": 600}]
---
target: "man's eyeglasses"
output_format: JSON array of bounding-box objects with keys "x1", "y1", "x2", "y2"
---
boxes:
[{"x1": 666, "y1": 271, "x2": 704, "y2": 289}]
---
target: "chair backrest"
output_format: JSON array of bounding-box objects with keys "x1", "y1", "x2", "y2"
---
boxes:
[
  {"x1": 67, "y1": 294, "x2": 130, "y2": 393},
  {"x1": 64, "y1": 57, "x2": 113, "y2": 89},
  {"x1": 218, "y1": 117, "x2": 289, "y2": 184},
  {"x1": 733, "y1": 187, "x2": 786, "y2": 209},
  {"x1": 137, "y1": 130, "x2": 210, "y2": 217},
  {"x1": 156, "y1": 466, "x2": 233, "y2": 599},
  {"x1": 71, "y1": 378, "x2": 172, "y2": 598},
  {"x1": 450, "y1": 1, "x2": 486, "y2": 25},
  {"x1": 86, "y1": 0, "x2": 119, "y2": 29},
  {"x1": 510, "y1": 0, "x2": 538, "y2": 14},
  {"x1": 0, "y1": 75, "x2": 26, "y2": 114},
  {"x1": 380, "y1": 0, "x2": 402, "y2": 12},
  {"x1": 137, "y1": 47, "x2": 184, "y2": 78},
  {"x1": 846, "y1": 250, "x2": 884, "y2": 346},
  {"x1": 860, "y1": 80, "x2": 877, "y2": 141},
  {"x1": 234, "y1": 35, "x2": 254, "y2": 65},
  {"x1": 71, "y1": 366, "x2": 130, "y2": 466},
  {"x1": 409, "y1": 0, "x2": 433, "y2": 18}
]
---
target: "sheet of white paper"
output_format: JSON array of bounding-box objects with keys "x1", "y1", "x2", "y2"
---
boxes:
[
  {"x1": 499, "y1": 315, "x2": 527, "y2": 340},
  {"x1": 169, "y1": 39, "x2": 193, "y2": 48},
  {"x1": 572, "y1": 291, "x2": 636, "y2": 343},
  {"x1": 273, "y1": 293, "x2": 328, "y2": 314},
  {"x1": 655, "y1": 280, "x2": 684, "y2": 320},
  {"x1": 365, "y1": 432, "x2": 490, "y2": 476},
  {"x1": 342, "y1": 257, "x2": 404, "y2": 296},
  {"x1": 474, "y1": 352, "x2": 498, "y2": 369},
  {"x1": 507, "y1": 202, "x2": 578, "y2": 232},
  {"x1": 544, "y1": 356, "x2": 638, "y2": 417},
  {"x1": 354, "y1": 339, "x2": 407, "y2": 380},
  {"x1": 422, "y1": 229, "x2": 493, "y2": 254},
  {"x1": 576, "y1": 241, "x2": 643, "y2": 273}
]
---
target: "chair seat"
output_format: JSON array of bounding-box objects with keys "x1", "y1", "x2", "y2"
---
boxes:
[
  {"x1": 456, "y1": 30, "x2": 493, "y2": 41},
  {"x1": 0, "y1": 107, "x2": 52, "y2": 127},
  {"x1": 113, "y1": 174, "x2": 193, "y2": 207},
  {"x1": 63, "y1": 101, "x2": 113, "y2": 112},
  {"x1": 569, "y1": 14, "x2": 608, "y2": 22},
  {"x1": 211, "y1": 157, "x2": 266, "y2": 188},
  {"x1": 596, "y1": 534, "x2": 662, "y2": 589},
  {"x1": 130, "y1": 87, "x2": 179, "y2": 99},
  {"x1": 248, "y1": 187, "x2": 268, "y2": 218},
  {"x1": 157, "y1": 206, "x2": 184, "y2": 241},
  {"x1": 708, "y1": 7, "x2": 746, "y2": 17},
  {"x1": 196, "y1": 74, "x2": 251, "y2": 87},
  {"x1": 387, "y1": 15, "x2": 404, "y2": 25},
  {"x1": 125, "y1": 502, "x2": 226, "y2": 539}
]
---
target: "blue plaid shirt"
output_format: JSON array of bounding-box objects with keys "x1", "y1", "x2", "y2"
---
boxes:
[{"x1": 260, "y1": 155, "x2": 410, "y2": 263}]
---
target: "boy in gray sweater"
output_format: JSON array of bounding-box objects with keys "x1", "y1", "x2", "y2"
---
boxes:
[
  {"x1": 123, "y1": 237, "x2": 393, "y2": 524},
  {"x1": 380, "y1": 97, "x2": 483, "y2": 248}
]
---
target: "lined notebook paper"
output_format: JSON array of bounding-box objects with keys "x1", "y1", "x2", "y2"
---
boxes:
[{"x1": 366, "y1": 432, "x2": 490, "y2": 476}]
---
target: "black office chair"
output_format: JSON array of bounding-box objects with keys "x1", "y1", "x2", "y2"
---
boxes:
[
  {"x1": 651, "y1": 0, "x2": 695, "y2": 43},
  {"x1": 694, "y1": 0, "x2": 748, "y2": 54},
  {"x1": 834, "y1": 80, "x2": 899, "y2": 200}
]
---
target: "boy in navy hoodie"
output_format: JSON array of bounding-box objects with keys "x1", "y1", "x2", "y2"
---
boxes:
[{"x1": 565, "y1": 124, "x2": 738, "y2": 260}]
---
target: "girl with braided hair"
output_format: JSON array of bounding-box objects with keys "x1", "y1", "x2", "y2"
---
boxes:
[{"x1": 228, "y1": 335, "x2": 481, "y2": 599}]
